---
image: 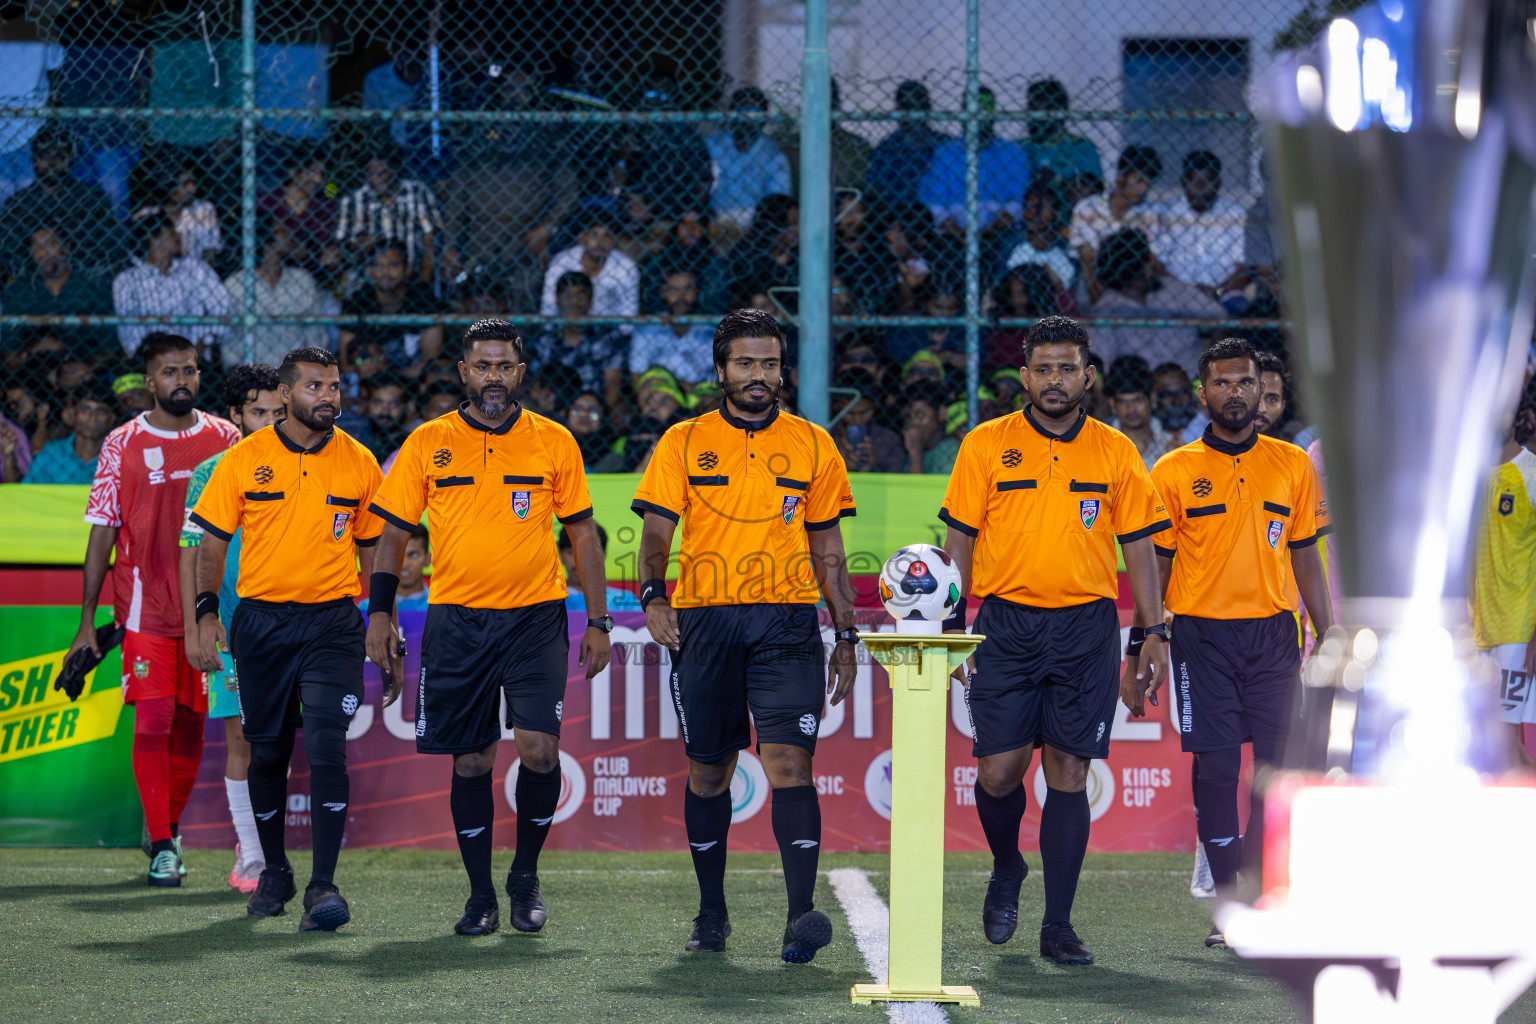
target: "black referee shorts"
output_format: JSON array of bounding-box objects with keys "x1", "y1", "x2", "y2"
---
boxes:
[
  {"x1": 416, "y1": 600, "x2": 569, "y2": 755},
  {"x1": 966, "y1": 596, "x2": 1122, "y2": 760},
  {"x1": 228, "y1": 598, "x2": 366, "y2": 743},
  {"x1": 671, "y1": 604, "x2": 825, "y2": 765},
  {"x1": 1170, "y1": 611, "x2": 1300, "y2": 753}
]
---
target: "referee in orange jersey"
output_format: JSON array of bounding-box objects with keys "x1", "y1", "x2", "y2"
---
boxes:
[{"x1": 1147, "y1": 337, "x2": 1332, "y2": 947}]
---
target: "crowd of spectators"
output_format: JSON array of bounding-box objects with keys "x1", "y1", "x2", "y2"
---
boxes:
[{"x1": 0, "y1": 18, "x2": 1302, "y2": 482}]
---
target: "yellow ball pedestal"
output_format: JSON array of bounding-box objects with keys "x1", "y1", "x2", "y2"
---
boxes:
[{"x1": 850, "y1": 630, "x2": 985, "y2": 1008}]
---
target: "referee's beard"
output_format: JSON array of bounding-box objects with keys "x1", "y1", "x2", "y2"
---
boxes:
[
  {"x1": 722, "y1": 378, "x2": 779, "y2": 417},
  {"x1": 1208, "y1": 398, "x2": 1258, "y2": 434},
  {"x1": 468, "y1": 381, "x2": 516, "y2": 420}
]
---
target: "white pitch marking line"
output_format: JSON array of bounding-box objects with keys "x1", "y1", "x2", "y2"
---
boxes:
[{"x1": 828, "y1": 867, "x2": 948, "y2": 1024}]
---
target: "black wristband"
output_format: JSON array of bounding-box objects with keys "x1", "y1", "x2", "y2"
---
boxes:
[
  {"x1": 194, "y1": 591, "x2": 219, "y2": 623},
  {"x1": 941, "y1": 595, "x2": 968, "y2": 632},
  {"x1": 369, "y1": 572, "x2": 400, "y2": 616},
  {"x1": 639, "y1": 577, "x2": 667, "y2": 609}
]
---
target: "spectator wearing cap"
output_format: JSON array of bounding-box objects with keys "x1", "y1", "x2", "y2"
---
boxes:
[
  {"x1": 627, "y1": 268, "x2": 715, "y2": 386},
  {"x1": 919, "y1": 86, "x2": 1030, "y2": 235},
  {"x1": 689, "y1": 380, "x2": 723, "y2": 415},
  {"x1": 1071, "y1": 145, "x2": 1164, "y2": 302},
  {"x1": 705, "y1": 88, "x2": 792, "y2": 235},
  {"x1": 773, "y1": 77, "x2": 871, "y2": 196},
  {"x1": 990, "y1": 367, "x2": 1024, "y2": 410},
  {"x1": 832, "y1": 367, "x2": 904, "y2": 473},
  {"x1": 540, "y1": 214, "x2": 640, "y2": 321},
  {"x1": 621, "y1": 367, "x2": 688, "y2": 472},
  {"x1": 868, "y1": 81, "x2": 950, "y2": 206},
  {"x1": 902, "y1": 349, "x2": 947, "y2": 390},
  {"x1": 1104, "y1": 362, "x2": 1177, "y2": 473},
  {"x1": 335, "y1": 141, "x2": 442, "y2": 282},
  {"x1": 221, "y1": 218, "x2": 330, "y2": 368},
  {"x1": 1155, "y1": 150, "x2": 1248, "y2": 290},
  {"x1": 112, "y1": 372, "x2": 152, "y2": 419},
  {"x1": 900, "y1": 382, "x2": 958, "y2": 474},
  {"x1": 111, "y1": 212, "x2": 232, "y2": 359},
  {"x1": 567, "y1": 391, "x2": 625, "y2": 472},
  {"x1": 1089, "y1": 228, "x2": 1224, "y2": 377},
  {"x1": 0, "y1": 407, "x2": 31, "y2": 482},
  {"x1": 0, "y1": 126, "x2": 119, "y2": 276},
  {"x1": 1021, "y1": 79, "x2": 1103, "y2": 207},
  {"x1": 557, "y1": 522, "x2": 642, "y2": 612},
  {"x1": 2, "y1": 224, "x2": 116, "y2": 359},
  {"x1": 528, "y1": 271, "x2": 628, "y2": 409},
  {"x1": 22, "y1": 384, "x2": 112, "y2": 484}
]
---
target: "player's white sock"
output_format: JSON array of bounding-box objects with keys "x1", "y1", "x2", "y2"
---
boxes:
[{"x1": 225, "y1": 777, "x2": 263, "y2": 867}]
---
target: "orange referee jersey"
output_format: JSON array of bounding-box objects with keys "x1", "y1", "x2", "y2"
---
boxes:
[
  {"x1": 631, "y1": 404, "x2": 855, "y2": 607},
  {"x1": 189, "y1": 423, "x2": 383, "y2": 603},
  {"x1": 369, "y1": 404, "x2": 592, "y2": 609},
  {"x1": 1151, "y1": 427, "x2": 1331, "y2": 619},
  {"x1": 940, "y1": 406, "x2": 1169, "y2": 608}
]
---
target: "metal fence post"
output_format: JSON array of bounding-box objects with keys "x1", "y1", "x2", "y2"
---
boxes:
[
  {"x1": 239, "y1": 0, "x2": 257, "y2": 365},
  {"x1": 962, "y1": 0, "x2": 981, "y2": 428},
  {"x1": 798, "y1": 0, "x2": 832, "y2": 426}
]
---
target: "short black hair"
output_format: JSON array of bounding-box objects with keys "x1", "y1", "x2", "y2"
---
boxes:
[
  {"x1": 902, "y1": 380, "x2": 949, "y2": 415},
  {"x1": 713, "y1": 307, "x2": 786, "y2": 369},
  {"x1": 31, "y1": 122, "x2": 72, "y2": 157},
  {"x1": 555, "y1": 271, "x2": 593, "y2": 297},
  {"x1": 407, "y1": 522, "x2": 430, "y2": 546},
  {"x1": 895, "y1": 80, "x2": 931, "y2": 112},
  {"x1": 1104, "y1": 365, "x2": 1152, "y2": 399},
  {"x1": 141, "y1": 332, "x2": 196, "y2": 372},
  {"x1": 1117, "y1": 144, "x2": 1163, "y2": 181},
  {"x1": 730, "y1": 86, "x2": 768, "y2": 112},
  {"x1": 224, "y1": 363, "x2": 282, "y2": 413},
  {"x1": 1257, "y1": 349, "x2": 1291, "y2": 405},
  {"x1": 1182, "y1": 149, "x2": 1222, "y2": 180},
  {"x1": 133, "y1": 211, "x2": 178, "y2": 252},
  {"x1": 368, "y1": 238, "x2": 409, "y2": 266},
  {"x1": 278, "y1": 346, "x2": 339, "y2": 385},
  {"x1": 461, "y1": 317, "x2": 524, "y2": 363},
  {"x1": 1021, "y1": 315, "x2": 1091, "y2": 367},
  {"x1": 66, "y1": 382, "x2": 115, "y2": 409},
  {"x1": 1197, "y1": 337, "x2": 1260, "y2": 384},
  {"x1": 1152, "y1": 361, "x2": 1190, "y2": 383},
  {"x1": 1027, "y1": 78, "x2": 1069, "y2": 111},
  {"x1": 557, "y1": 520, "x2": 608, "y2": 551},
  {"x1": 1096, "y1": 228, "x2": 1153, "y2": 293}
]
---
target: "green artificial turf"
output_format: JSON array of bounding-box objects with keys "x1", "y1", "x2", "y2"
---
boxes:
[{"x1": 0, "y1": 849, "x2": 1531, "y2": 1024}]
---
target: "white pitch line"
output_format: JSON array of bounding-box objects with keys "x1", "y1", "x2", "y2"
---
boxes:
[{"x1": 827, "y1": 867, "x2": 948, "y2": 1024}]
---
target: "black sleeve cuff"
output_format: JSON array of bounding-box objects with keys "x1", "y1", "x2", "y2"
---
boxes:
[
  {"x1": 354, "y1": 534, "x2": 380, "y2": 548},
  {"x1": 368, "y1": 502, "x2": 418, "y2": 533},
  {"x1": 804, "y1": 517, "x2": 841, "y2": 532},
  {"x1": 1117, "y1": 519, "x2": 1172, "y2": 544},
  {"x1": 1288, "y1": 524, "x2": 1332, "y2": 549},
  {"x1": 1154, "y1": 544, "x2": 1177, "y2": 559},
  {"x1": 938, "y1": 507, "x2": 978, "y2": 538},
  {"x1": 558, "y1": 506, "x2": 595, "y2": 525},
  {"x1": 187, "y1": 512, "x2": 233, "y2": 542},
  {"x1": 631, "y1": 499, "x2": 680, "y2": 523},
  {"x1": 839, "y1": 507, "x2": 857, "y2": 518}
]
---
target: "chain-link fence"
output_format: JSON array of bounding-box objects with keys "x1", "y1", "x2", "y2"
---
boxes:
[{"x1": 0, "y1": 0, "x2": 1312, "y2": 484}]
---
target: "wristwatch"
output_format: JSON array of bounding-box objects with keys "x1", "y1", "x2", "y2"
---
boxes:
[
  {"x1": 1126, "y1": 622, "x2": 1170, "y2": 657},
  {"x1": 587, "y1": 615, "x2": 614, "y2": 634},
  {"x1": 834, "y1": 627, "x2": 860, "y2": 646}
]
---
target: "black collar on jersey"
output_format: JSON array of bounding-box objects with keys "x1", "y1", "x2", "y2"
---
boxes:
[
  {"x1": 457, "y1": 401, "x2": 522, "y2": 435},
  {"x1": 1201, "y1": 424, "x2": 1259, "y2": 456},
  {"x1": 275, "y1": 420, "x2": 334, "y2": 454},
  {"x1": 719, "y1": 401, "x2": 780, "y2": 433},
  {"x1": 1022, "y1": 403, "x2": 1086, "y2": 442}
]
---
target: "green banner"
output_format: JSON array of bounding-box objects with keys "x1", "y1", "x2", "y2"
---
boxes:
[{"x1": 0, "y1": 607, "x2": 140, "y2": 846}]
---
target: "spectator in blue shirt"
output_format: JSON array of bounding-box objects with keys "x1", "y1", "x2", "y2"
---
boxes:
[
  {"x1": 919, "y1": 86, "x2": 1030, "y2": 235},
  {"x1": 705, "y1": 88, "x2": 791, "y2": 235},
  {"x1": 868, "y1": 81, "x2": 950, "y2": 206},
  {"x1": 1021, "y1": 78, "x2": 1103, "y2": 208},
  {"x1": 559, "y1": 522, "x2": 642, "y2": 612},
  {"x1": 22, "y1": 384, "x2": 112, "y2": 484}
]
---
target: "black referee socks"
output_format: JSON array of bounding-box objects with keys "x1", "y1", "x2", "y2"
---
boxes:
[
  {"x1": 511, "y1": 763, "x2": 561, "y2": 874},
  {"x1": 247, "y1": 733, "x2": 295, "y2": 871},
  {"x1": 771, "y1": 785, "x2": 820, "y2": 913},
  {"x1": 1194, "y1": 747, "x2": 1242, "y2": 888},
  {"x1": 1040, "y1": 787, "x2": 1090, "y2": 927},
  {"x1": 304, "y1": 724, "x2": 349, "y2": 888},
  {"x1": 684, "y1": 787, "x2": 732, "y2": 913},
  {"x1": 973, "y1": 781, "x2": 1028, "y2": 877},
  {"x1": 451, "y1": 770, "x2": 495, "y2": 895}
]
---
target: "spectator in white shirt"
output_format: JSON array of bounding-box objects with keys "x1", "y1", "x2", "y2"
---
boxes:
[
  {"x1": 1002, "y1": 181, "x2": 1077, "y2": 292},
  {"x1": 1156, "y1": 150, "x2": 1247, "y2": 290},
  {"x1": 1070, "y1": 145, "x2": 1163, "y2": 302},
  {"x1": 221, "y1": 219, "x2": 329, "y2": 367},
  {"x1": 130, "y1": 160, "x2": 224, "y2": 264},
  {"x1": 335, "y1": 141, "x2": 442, "y2": 282},
  {"x1": 112, "y1": 212, "x2": 231, "y2": 359},
  {"x1": 628, "y1": 268, "x2": 715, "y2": 385},
  {"x1": 1089, "y1": 227, "x2": 1224, "y2": 377},
  {"x1": 540, "y1": 215, "x2": 639, "y2": 320}
]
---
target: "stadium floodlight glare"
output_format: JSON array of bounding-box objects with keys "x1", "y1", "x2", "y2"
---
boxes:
[{"x1": 1235, "y1": 0, "x2": 1536, "y2": 1018}]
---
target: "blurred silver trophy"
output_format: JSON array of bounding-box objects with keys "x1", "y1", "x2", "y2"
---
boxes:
[{"x1": 1230, "y1": 1, "x2": 1536, "y2": 1019}]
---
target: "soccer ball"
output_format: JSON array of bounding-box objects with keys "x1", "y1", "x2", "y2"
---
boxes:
[{"x1": 878, "y1": 544, "x2": 962, "y2": 622}]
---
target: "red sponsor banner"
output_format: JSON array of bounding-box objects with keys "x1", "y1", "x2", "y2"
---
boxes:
[{"x1": 180, "y1": 605, "x2": 1202, "y2": 854}]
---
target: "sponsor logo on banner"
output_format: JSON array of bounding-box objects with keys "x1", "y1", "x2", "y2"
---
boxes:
[
  {"x1": 591, "y1": 755, "x2": 668, "y2": 817},
  {"x1": 782, "y1": 495, "x2": 800, "y2": 524},
  {"x1": 506, "y1": 749, "x2": 586, "y2": 825},
  {"x1": 0, "y1": 644, "x2": 127, "y2": 763},
  {"x1": 864, "y1": 748, "x2": 894, "y2": 820},
  {"x1": 731, "y1": 750, "x2": 769, "y2": 824},
  {"x1": 1080, "y1": 499, "x2": 1100, "y2": 530},
  {"x1": 512, "y1": 491, "x2": 530, "y2": 520},
  {"x1": 1267, "y1": 519, "x2": 1283, "y2": 549},
  {"x1": 1034, "y1": 759, "x2": 1116, "y2": 822}
]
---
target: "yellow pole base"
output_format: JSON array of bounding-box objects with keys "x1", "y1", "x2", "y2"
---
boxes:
[{"x1": 850, "y1": 984, "x2": 981, "y2": 1007}]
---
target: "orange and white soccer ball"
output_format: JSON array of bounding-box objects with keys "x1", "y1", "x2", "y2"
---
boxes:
[{"x1": 877, "y1": 544, "x2": 962, "y2": 622}]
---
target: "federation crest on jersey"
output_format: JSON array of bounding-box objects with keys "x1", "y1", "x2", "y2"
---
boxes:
[
  {"x1": 142, "y1": 446, "x2": 164, "y2": 471},
  {"x1": 1080, "y1": 499, "x2": 1099, "y2": 529},
  {"x1": 332, "y1": 512, "x2": 350, "y2": 539},
  {"x1": 1501, "y1": 493, "x2": 1515, "y2": 517},
  {"x1": 132, "y1": 657, "x2": 150, "y2": 679},
  {"x1": 1267, "y1": 519, "x2": 1283, "y2": 549},
  {"x1": 512, "y1": 491, "x2": 531, "y2": 520},
  {"x1": 782, "y1": 495, "x2": 800, "y2": 524}
]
